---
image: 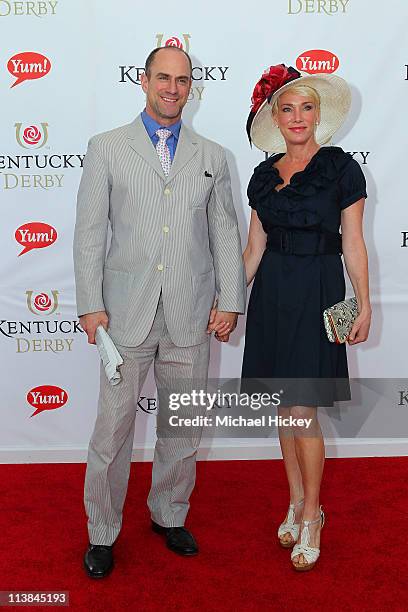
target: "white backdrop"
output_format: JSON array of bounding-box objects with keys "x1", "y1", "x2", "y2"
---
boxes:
[{"x1": 1, "y1": 0, "x2": 407, "y2": 462}]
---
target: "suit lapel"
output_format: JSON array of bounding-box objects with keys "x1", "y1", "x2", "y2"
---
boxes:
[
  {"x1": 165, "y1": 124, "x2": 198, "y2": 185},
  {"x1": 126, "y1": 116, "x2": 198, "y2": 183},
  {"x1": 126, "y1": 115, "x2": 164, "y2": 179}
]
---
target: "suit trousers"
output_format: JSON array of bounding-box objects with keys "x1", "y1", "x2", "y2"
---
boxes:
[{"x1": 84, "y1": 295, "x2": 211, "y2": 545}]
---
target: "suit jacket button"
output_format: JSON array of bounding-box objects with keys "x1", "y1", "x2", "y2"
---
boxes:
[
  {"x1": 163, "y1": 226, "x2": 169, "y2": 233},
  {"x1": 157, "y1": 264, "x2": 164, "y2": 271},
  {"x1": 164, "y1": 188, "x2": 171, "y2": 195}
]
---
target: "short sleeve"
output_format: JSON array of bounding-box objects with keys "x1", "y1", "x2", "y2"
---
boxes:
[
  {"x1": 247, "y1": 169, "x2": 258, "y2": 210},
  {"x1": 339, "y1": 159, "x2": 367, "y2": 210}
]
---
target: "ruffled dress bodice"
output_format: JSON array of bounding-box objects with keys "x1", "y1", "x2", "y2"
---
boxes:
[{"x1": 247, "y1": 147, "x2": 364, "y2": 233}]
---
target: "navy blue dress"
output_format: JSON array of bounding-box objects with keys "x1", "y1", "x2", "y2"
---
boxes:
[{"x1": 241, "y1": 147, "x2": 367, "y2": 406}]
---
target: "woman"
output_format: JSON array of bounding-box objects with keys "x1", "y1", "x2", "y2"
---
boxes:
[{"x1": 241, "y1": 64, "x2": 371, "y2": 571}]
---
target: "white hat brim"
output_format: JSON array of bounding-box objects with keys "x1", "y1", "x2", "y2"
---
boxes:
[{"x1": 250, "y1": 72, "x2": 351, "y2": 153}]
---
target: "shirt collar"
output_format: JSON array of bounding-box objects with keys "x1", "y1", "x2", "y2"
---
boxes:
[{"x1": 141, "y1": 110, "x2": 181, "y2": 140}]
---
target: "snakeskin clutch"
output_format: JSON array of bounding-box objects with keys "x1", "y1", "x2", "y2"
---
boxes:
[{"x1": 323, "y1": 297, "x2": 358, "y2": 344}]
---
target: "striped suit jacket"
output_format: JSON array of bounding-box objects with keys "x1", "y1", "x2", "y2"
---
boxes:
[{"x1": 73, "y1": 115, "x2": 246, "y2": 348}]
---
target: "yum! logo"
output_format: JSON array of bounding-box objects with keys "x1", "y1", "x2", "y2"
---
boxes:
[
  {"x1": 156, "y1": 33, "x2": 191, "y2": 53},
  {"x1": 26, "y1": 290, "x2": 59, "y2": 315},
  {"x1": 7, "y1": 51, "x2": 51, "y2": 88},
  {"x1": 15, "y1": 222, "x2": 57, "y2": 256},
  {"x1": 15, "y1": 122, "x2": 49, "y2": 148},
  {"x1": 296, "y1": 50, "x2": 339, "y2": 74},
  {"x1": 27, "y1": 384, "x2": 68, "y2": 417}
]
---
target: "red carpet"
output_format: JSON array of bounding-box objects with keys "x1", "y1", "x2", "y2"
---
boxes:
[{"x1": 1, "y1": 457, "x2": 407, "y2": 611}]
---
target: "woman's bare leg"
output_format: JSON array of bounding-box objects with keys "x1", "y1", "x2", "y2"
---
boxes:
[
  {"x1": 277, "y1": 406, "x2": 304, "y2": 545},
  {"x1": 290, "y1": 405, "x2": 325, "y2": 566}
]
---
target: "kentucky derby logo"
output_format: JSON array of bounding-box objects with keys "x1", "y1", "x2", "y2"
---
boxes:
[
  {"x1": 15, "y1": 122, "x2": 49, "y2": 149},
  {"x1": 26, "y1": 290, "x2": 59, "y2": 315},
  {"x1": 156, "y1": 34, "x2": 191, "y2": 53}
]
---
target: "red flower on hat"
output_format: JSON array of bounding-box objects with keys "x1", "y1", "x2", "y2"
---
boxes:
[{"x1": 251, "y1": 64, "x2": 300, "y2": 113}]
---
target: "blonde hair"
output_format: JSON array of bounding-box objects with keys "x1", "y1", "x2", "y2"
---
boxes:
[{"x1": 271, "y1": 84, "x2": 321, "y2": 116}]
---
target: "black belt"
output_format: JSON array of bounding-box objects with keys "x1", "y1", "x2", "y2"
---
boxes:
[{"x1": 266, "y1": 228, "x2": 342, "y2": 255}]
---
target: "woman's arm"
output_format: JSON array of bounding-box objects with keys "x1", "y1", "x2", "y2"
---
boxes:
[
  {"x1": 243, "y1": 210, "x2": 267, "y2": 286},
  {"x1": 341, "y1": 198, "x2": 371, "y2": 345}
]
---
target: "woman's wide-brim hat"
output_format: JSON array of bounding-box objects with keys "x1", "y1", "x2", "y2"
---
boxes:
[{"x1": 247, "y1": 64, "x2": 351, "y2": 153}]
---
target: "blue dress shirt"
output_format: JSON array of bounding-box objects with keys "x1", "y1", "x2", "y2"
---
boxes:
[{"x1": 141, "y1": 110, "x2": 181, "y2": 162}]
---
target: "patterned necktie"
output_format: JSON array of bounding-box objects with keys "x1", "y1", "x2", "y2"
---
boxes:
[{"x1": 155, "y1": 128, "x2": 172, "y2": 176}]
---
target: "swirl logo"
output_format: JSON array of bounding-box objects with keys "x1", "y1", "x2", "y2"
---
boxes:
[
  {"x1": 165, "y1": 37, "x2": 183, "y2": 49},
  {"x1": 26, "y1": 290, "x2": 59, "y2": 315},
  {"x1": 23, "y1": 125, "x2": 41, "y2": 145},
  {"x1": 15, "y1": 122, "x2": 48, "y2": 149},
  {"x1": 156, "y1": 33, "x2": 191, "y2": 53},
  {"x1": 34, "y1": 293, "x2": 51, "y2": 311}
]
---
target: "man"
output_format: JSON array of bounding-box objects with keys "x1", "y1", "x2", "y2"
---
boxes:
[{"x1": 73, "y1": 45, "x2": 246, "y2": 578}]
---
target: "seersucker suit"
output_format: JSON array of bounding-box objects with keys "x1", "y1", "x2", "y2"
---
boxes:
[{"x1": 73, "y1": 114, "x2": 246, "y2": 545}]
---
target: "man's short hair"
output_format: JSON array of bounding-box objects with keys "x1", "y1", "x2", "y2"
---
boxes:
[{"x1": 144, "y1": 47, "x2": 193, "y2": 78}]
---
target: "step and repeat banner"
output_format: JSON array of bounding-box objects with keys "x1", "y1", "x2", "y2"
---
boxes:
[{"x1": 1, "y1": 0, "x2": 407, "y2": 461}]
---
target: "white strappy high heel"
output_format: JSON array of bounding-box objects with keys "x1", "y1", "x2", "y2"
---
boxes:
[
  {"x1": 291, "y1": 506, "x2": 325, "y2": 571},
  {"x1": 277, "y1": 498, "x2": 304, "y2": 548}
]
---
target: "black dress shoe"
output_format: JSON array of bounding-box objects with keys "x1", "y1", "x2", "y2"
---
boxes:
[
  {"x1": 151, "y1": 521, "x2": 198, "y2": 556},
  {"x1": 84, "y1": 544, "x2": 114, "y2": 578}
]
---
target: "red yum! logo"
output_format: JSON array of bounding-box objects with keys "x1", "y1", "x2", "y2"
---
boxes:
[
  {"x1": 27, "y1": 385, "x2": 67, "y2": 417},
  {"x1": 7, "y1": 51, "x2": 51, "y2": 88},
  {"x1": 296, "y1": 50, "x2": 339, "y2": 74},
  {"x1": 15, "y1": 222, "x2": 57, "y2": 256}
]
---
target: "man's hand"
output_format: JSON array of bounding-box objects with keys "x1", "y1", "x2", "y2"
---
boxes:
[
  {"x1": 207, "y1": 309, "x2": 238, "y2": 341},
  {"x1": 79, "y1": 311, "x2": 109, "y2": 344}
]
